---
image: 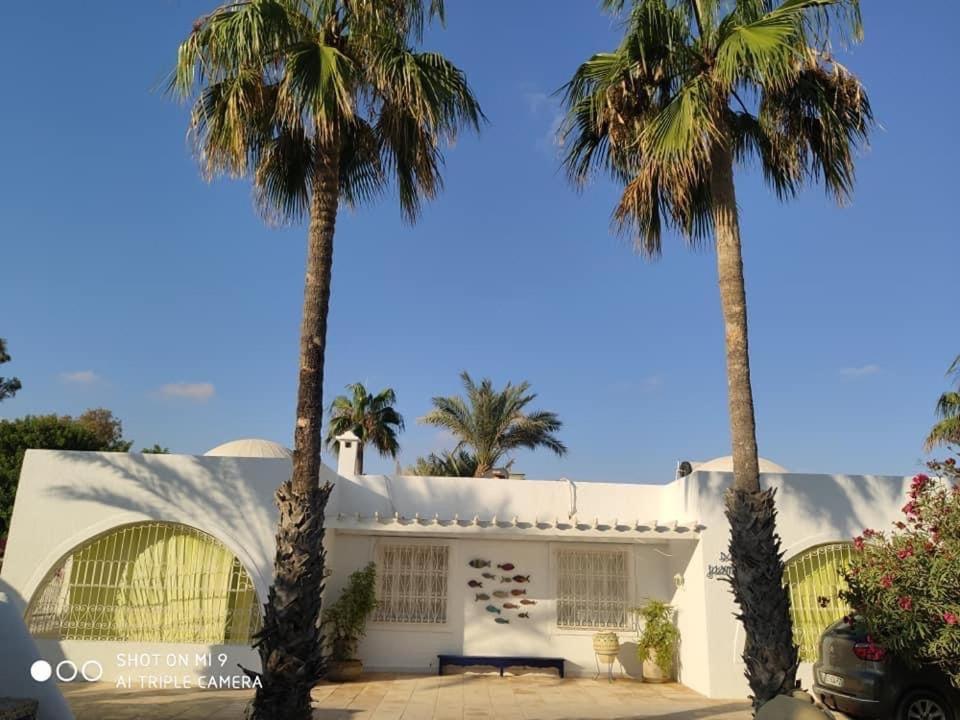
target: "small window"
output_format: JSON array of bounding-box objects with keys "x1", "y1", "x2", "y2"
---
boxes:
[
  {"x1": 373, "y1": 543, "x2": 449, "y2": 624},
  {"x1": 784, "y1": 542, "x2": 854, "y2": 661},
  {"x1": 556, "y1": 547, "x2": 630, "y2": 629}
]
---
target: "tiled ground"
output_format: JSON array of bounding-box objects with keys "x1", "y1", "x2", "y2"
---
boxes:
[{"x1": 62, "y1": 672, "x2": 752, "y2": 720}]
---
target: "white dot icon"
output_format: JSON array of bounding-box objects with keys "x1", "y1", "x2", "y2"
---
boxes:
[{"x1": 30, "y1": 660, "x2": 52, "y2": 682}]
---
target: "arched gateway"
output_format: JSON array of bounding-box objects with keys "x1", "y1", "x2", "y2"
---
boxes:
[{"x1": 25, "y1": 521, "x2": 262, "y2": 644}]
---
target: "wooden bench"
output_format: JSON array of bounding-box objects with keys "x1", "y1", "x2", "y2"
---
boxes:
[{"x1": 437, "y1": 654, "x2": 565, "y2": 678}]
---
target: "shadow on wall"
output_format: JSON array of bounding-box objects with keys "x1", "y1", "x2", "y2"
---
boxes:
[
  {"x1": 42, "y1": 452, "x2": 279, "y2": 590},
  {"x1": 693, "y1": 471, "x2": 909, "y2": 549},
  {"x1": 0, "y1": 578, "x2": 74, "y2": 720}
]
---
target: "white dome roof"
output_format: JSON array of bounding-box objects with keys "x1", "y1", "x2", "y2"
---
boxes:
[
  {"x1": 204, "y1": 438, "x2": 292, "y2": 459},
  {"x1": 694, "y1": 455, "x2": 789, "y2": 474}
]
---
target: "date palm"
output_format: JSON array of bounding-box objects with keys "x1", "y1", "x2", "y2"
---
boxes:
[
  {"x1": 325, "y1": 383, "x2": 404, "y2": 473},
  {"x1": 407, "y1": 448, "x2": 479, "y2": 477},
  {"x1": 419, "y1": 372, "x2": 566, "y2": 477},
  {"x1": 173, "y1": 2, "x2": 480, "y2": 718},
  {"x1": 925, "y1": 355, "x2": 960, "y2": 451},
  {"x1": 562, "y1": 0, "x2": 871, "y2": 707}
]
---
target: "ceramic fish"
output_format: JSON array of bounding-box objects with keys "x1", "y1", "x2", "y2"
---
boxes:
[
  {"x1": 500, "y1": 576, "x2": 513, "y2": 583},
  {"x1": 510, "y1": 589, "x2": 526, "y2": 596},
  {"x1": 492, "y1": 591, "x2": 509, "y2": 599},
  {"x1": 502, "y1": 602, "x2": 519, "y2": 609},
  {"x1": 518, "y1": 612, "x2": 530, "y2": 619},
  {"x1": 481, "y1": 572, "x2": 497, "y2": 580},
  {"x1": 485, "y1": 605, "x2": 501, "y2": 614},
  {"x1": 475, "y1": 593, "x2": 490, "y2": 602},
  {"x1": 468, "y1": 559, "x2": 491, "y2": 569},
  {"x1": 512, "y1": 575, "x2": 530, "y2": 583},
  {"x1": 520, "y1": 599, "x2": 536, "y2": 605},
  {"x1": 497, "y1": 563, "x2": 515, "y2": 571},
  {"x1": 468, "y1": 580, "x2": 483, "y2": 588},
  {"x1": 494, "y1": 617, "x2": 510, "y2": 624}
]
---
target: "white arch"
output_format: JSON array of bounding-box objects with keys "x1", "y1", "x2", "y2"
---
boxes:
[{"x1": 22, "y1": 512, "x2": 268, "y2": 617}]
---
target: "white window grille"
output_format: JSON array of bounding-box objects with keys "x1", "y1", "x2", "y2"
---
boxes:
[
  {"x1": 556, "y1": 547, "x2": 630, "y2": 629},
  {"x1": 374, "y1": 543, "x2": 449, "y2": 624}
]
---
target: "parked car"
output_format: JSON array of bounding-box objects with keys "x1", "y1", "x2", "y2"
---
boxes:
[{"x1": 813, "y1": 620, "x2": 960, "y2": 719}]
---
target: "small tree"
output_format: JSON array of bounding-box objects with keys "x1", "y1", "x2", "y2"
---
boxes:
[
  {"x1": 141, "y1": 444, "x2": 170, "y2": 454},
  {"x1": 634, "y1": 600, "x2": 680, "y2": 676},
  {"x1": 842, "y1": 458, "x2": 960, "y2": 683},
  {"x1": 76, "y1": 408, "x2": 133, "y2": 451},
  {"x1": 407, "y1": 449, "x2": 479, "y2": 477},
  {"x1": 322, "y1": 563, "x2": 378, "y2": 662},
  {"x1": 0, "y1": 339, "x2": 22, "y2": 403}
]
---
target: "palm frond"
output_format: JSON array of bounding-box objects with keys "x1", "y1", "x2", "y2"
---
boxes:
[{"x1": 253, "y1": 125, "x2": 315, "y2": 223}]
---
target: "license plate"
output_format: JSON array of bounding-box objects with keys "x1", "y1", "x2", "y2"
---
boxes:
[{"x1": 821, "y1": 672, "x2": 844, "y2": 688}]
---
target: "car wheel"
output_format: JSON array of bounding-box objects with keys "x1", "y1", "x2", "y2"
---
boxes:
[{"x1": 898, "y1": 689, "x2": 955, "y2": 720}]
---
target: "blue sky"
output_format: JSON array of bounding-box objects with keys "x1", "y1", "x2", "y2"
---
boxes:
[{"x1": 1, "y1": 2, "x2": 956, "y2": 482}]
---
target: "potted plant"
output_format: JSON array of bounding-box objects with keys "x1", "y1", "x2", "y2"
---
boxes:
[
  {"x1": 323, "y1": 562, "x2": 377, "y2": 681},
  {"x1": 634, "y1": 600, "x2": 679, "y2": 683}
]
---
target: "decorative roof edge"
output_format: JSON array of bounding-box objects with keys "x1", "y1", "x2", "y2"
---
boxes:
[{"x1": 326, "y1": 512, "x2": 703, "y2": 538}]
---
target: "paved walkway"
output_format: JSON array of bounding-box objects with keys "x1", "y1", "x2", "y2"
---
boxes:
[{"x1": 62, "y1": 673, "x2": 752, "y2": 720}]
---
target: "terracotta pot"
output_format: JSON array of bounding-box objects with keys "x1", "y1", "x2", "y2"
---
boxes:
[
  {"x1": 642, "y1": 652, "x2": 673, "y2": 683},
  {"x1": 593, "y1": 632, "x2": 620, "y2": 664},
  {"x1": 327, "y1": 659, "x2": 363, "y2": 682}
]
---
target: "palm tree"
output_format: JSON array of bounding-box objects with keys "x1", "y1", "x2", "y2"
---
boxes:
[
  {"x1": 407, "y1": 448, "x2": 479, "y2": 477},
  {"x1": 925, "y1": 355, "x2": 960, "y2": 451},
  {"x1": 325, "y1": 383, "x2": 404, "y2": 473},
  {"x1": 419, "y1": 372, "x2": 566, "y2": 477},
  {"x1": 561, "y1": 0, "x2": 871, "y2": 707},
  {"x1": 173, "y1": 3, "x2": 480, "y2": 717}
]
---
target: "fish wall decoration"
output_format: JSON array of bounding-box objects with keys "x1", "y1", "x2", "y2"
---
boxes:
[
  {"x1": 512, "y1": 575, "x2": 530, "y2": 583},
  {"x1": 503, "y1": 602, "x2": 519, "y2": 609},
  {"x1": 485, "y1": 605, "x2": 501, "y2": 614},
  {"x1": 481, "y1": 572, "x2": 496, "y2": 580},
  {"x1": 499, "y1": 576, "x2": 513, "y2": 583},
  {"x1": 468, "y1": 580, "x2": 483, "y2": 588},
  {"x1": 510, "y1": 589, "x2": 526, "y2": 596},
  {"x1": 492, "y1": 591, "x2": 509, "y2": 598},
  {"x1": 475, "y1": 593, "x2": 490, "y2": 601},
  {"x1": 497, "y1": 563, "x2": 515, "y2": 571},
  {"x1": 520, "y1": 599, "x2": 536, "y2": 605},
  {"x1": 518, "y1": 612, "x2": 530, "y2": 619},
  {"x1": 494, "y1": 617, "x2": 509, "y2": 624},
  {"x1": 468, "y1": 559, "x2": 491, "y2": 569}
]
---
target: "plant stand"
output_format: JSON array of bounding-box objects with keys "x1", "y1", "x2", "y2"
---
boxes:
[{"x1": 593, "y1": 652, "x2": 621, "y2": 682}]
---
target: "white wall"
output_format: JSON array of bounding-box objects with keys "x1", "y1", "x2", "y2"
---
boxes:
[
  {"x1": 327, "y1": 533, "x2": 675, "y2": 678},
  {"x1": 679, "y1": 470, "x2": 913, "y2": 699},
  {"x1": 0, "y1": 450, "x2": 336, "y2": 685}
]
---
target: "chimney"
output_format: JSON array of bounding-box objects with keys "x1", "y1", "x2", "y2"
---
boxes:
[{"x1": 335, "y1": 431, "x2": 361, "y2": 477}]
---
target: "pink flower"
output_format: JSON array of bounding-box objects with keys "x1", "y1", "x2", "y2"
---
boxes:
[
  {"x1": 902, "y1": 501, "x2": 919, "y2": 516},
  {"x1": 897, "y1": 546, "x2": 914, "y2": 560},
  {"x1": 944, "y1": 612, "x2": 958, "y2": 626},
  {"x1": 854, "y1": 536, "x2": 865, "y2": 551},
  {"x1": 895, "y1": 521, "x2": 907, "y2": 530},
  {"x1": 880, "y1": 575, "x2": 893, "y2": 588},
  {"x1": 946, "y1": 458, "x2": 956, "y2": 466},
  {"x1": 863, "y1": 528, "x2": 877, "y2": 538},
  {"x1": 899, "y1": 596, "x2": 913, "y2": 611}
]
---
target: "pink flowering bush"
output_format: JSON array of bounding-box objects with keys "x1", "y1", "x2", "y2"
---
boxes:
[{"x1": 842, "y1": 458, "x2": 960, "y2": 682}]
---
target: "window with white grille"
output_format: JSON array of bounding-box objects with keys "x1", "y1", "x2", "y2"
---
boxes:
[
  {"x1": 556, "y1": 547, "x2": 630, "y2": 629},
  {"x1": 373, "y1": 543, "x2": 449, "y2": 624}
]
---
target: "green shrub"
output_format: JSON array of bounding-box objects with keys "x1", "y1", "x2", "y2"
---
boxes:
[
  {"x1": 634, "y1": 600, "x2": 680, "y2": 675},
  {"x1": 322, "y1": 562, "x2": 378, "y2": 662},
  {"x1": 842, "y1": 457, "x2": 960, "y2": 682}
]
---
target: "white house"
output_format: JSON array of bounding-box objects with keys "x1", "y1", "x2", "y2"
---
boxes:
[{"x1": 0, "y1": 436, "x2": 915, "y2": 703}]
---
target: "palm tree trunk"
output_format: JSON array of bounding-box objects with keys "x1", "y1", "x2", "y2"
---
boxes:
[
  {"x1": 247, "y1": 141, "x2": 340, "y2": 720},
  {"x1": 710, "y1": 138, "x2": 798, "y2": 711}
]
